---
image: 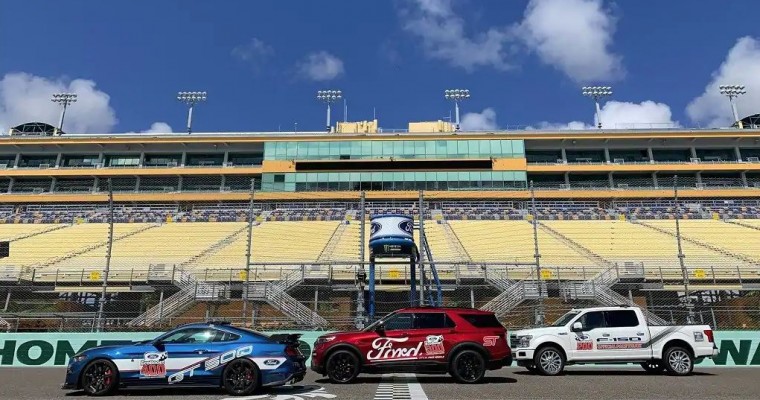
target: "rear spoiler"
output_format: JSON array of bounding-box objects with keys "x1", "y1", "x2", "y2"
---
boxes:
[{"x1": 269, "y1": 333, "x2": 302, "y2": 345}]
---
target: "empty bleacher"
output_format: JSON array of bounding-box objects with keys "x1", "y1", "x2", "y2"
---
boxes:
[{"x1": 542, "y1": 220, "x2": 756, "y2": 281}]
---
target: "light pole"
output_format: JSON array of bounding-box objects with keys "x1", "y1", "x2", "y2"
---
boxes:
[
  {"x1": 177, "y1": 91, "x2": 207, "y2": 134},
  {"x1": 51, "y1": 93, "x2": 77, "y2": 134},
  {"x1": 444, "y1": 89, "x2": 470, "y2": 131},
  {"x1": 581, "y1": 86, "x2": 612, "y2": 129},
  {"x1": 719, "y1": 85, "x2": 746, "y2": 127},
  {"x1": 317, "y1": 90, "x2": 342, "y2": 132}
]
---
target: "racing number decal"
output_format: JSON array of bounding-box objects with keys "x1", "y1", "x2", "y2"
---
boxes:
[
  {"x1": 575, "y1": 334, "x2": 593, "y2": 351},
  {"x1": 423, "y1": 335, "x2": 445, "y2": 356},
  {"x1": 167, "y1": 345, "x2": 253, "y2": 384}
]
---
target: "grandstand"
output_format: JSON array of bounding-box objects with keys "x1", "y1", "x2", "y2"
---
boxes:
[{"x1": 1, "y1": 126, "x2": 760, "y2": 331}]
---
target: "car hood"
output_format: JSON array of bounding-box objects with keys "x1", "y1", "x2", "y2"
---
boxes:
[{"x1": 511, "y1": 327, "x2": 565, "y2": 337}]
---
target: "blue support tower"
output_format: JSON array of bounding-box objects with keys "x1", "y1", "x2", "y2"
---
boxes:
[{"x1": 367, "y1": 214, "x2": 417, "y2": 320}]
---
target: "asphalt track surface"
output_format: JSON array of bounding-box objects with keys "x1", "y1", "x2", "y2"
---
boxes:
[{"x1": 1, "y1": 367, "x2": 759, "y2": 400}]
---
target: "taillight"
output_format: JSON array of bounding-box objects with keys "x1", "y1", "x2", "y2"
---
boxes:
[
  {"x1": 285, "y1": 345, "x2": 301, "y2": 357},
  {"x1": 704, "y1": 329, "x2": 714, "y2": 343}
]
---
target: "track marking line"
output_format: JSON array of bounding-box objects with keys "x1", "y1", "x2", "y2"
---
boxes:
[{"x1": 373, "y1": 373, "x2": 428, "y2": 400}]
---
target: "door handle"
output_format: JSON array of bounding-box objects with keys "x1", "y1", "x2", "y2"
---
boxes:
[
  {"x1": 193, "y1": 349, "x2": 209, "y2": 354},
  {"x1": 602, "y1": 333, "x2": 610, "y2": 337}
]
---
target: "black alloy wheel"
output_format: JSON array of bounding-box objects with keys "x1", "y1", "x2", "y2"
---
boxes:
[
  {"x1": 326, "y1": 350, "x2": 360, "y2": 384},
  {"x1": 223, "y1": 358, "x2": 259, "y2": 396},
  {"x1": 451, "y1": 350, "x2": 486, "y2": 384},
  {"x1": 81, "y1": 359, "x2": 119, "y2": 396}
]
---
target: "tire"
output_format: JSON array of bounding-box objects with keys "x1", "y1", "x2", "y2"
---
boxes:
[
  {"x1": 640, "y1": 361, "x2": 665, "y2": 374},
  {"x1": 534, "y1": 346, "x2": 565, "y2": 376},
  {"x1": 222, "y1": 358, "x2": 259, "y2": 396},
  {"x1": 663, "y1": 346, "x2": 694, "y2": 376},
  {"x1": 449, "y1": 349, "x2": 486, "y2": 384},
  {"x1": 80, "y1": 359, "x2": 119, "y2": 396},
  {"x1": 325, "y1": 350, "x2": 360, "y2": 384}
]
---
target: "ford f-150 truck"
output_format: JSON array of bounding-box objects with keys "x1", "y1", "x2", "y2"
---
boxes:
[{"x1": 511, "y1": 306, "x2": 718, "y2": 376}]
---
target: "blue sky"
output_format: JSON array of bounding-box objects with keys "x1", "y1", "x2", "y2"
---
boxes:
[{"x1": 1, "y1": 0, "x2": 759, "y2": 133}]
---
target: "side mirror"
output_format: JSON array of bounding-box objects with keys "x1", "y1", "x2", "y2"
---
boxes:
[
  {"x1": 572, "y1": 322, "x2": 583, "y2": 332},
  {"x1": 375, "y1": 321, "x2": 386, "y2": 336}
]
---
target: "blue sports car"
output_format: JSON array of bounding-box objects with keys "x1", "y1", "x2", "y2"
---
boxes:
[{"x1": 62, "y1": 321, "x2": 306, "y2": 396}]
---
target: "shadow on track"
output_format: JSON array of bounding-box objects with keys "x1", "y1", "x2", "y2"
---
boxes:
[
  {"x1": 514, "y1": 370, "x2": 715, "y2": 377},
  {"x1": 316, "y1": 375, "x2": 517, "y2": 385},
  {"x1": 66, "y1": 384, "x2": 326, "y2": 397}
]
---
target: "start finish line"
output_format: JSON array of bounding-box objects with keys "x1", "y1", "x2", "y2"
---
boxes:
[{"x1": 0, "y1": 331, "x2": 758, "y2": 367}]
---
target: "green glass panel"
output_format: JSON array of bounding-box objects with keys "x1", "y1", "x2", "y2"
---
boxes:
[
  {"x1": 361, "y1": 141, "x2": 372, "y2": 157},
  {"x1": 479, "y1": 140, "x2": 490, "y2": 155},
  {"x1": 512, "y1": 140, "x2": 524, "y2": 156},
  {"x1": 457, "y1": 140, "x2": 468, "y2": 155},
  {"x1": 468, "y1": 140, "x2": 478, "y2": 156},
  {"x1": 489, "y1": 140, "x2": 501, "y2": 155}
]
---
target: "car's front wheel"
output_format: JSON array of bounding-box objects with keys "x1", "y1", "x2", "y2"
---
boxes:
[
  {"x1": 223, "y1": 358, "x2": 259, "y2": 396},
  {"x1": 325, "y1": 350, "x2": 360, "y2": 384},
  {"x1": 81, "y1": 359, "x2": 119, "y2": 396},
  {"x1": 450, "y1": 350, "x2": 486, "y2": 383},
  {"x1": 534, "y1": 346, "x2": 565, "y2": 376}
]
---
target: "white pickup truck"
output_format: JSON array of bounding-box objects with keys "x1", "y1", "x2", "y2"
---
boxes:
[{"x1": 510, "y1": 306, "x2": 718, "y2": 376}]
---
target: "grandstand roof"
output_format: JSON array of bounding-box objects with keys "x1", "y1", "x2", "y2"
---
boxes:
[{"x1": 1, "y1": 127, "x2": 760, "y2": 146}]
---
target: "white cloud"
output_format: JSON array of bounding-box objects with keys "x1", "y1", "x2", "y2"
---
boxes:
[
  {"x1": 534, "y1": 100, "x2": 678, "y2": 130},
  {"x1": 297, "y1": 51, "x2": 345, "y2": 81},
  {"x1": 400, "y1": 0, "x2": 513, "y2": 71},
  {"x1": 461, "y1": 108, "x2": 498, "y2": 130},
  {"x1": 517, "y1": 0, "x2": 623, "y2": 82},
  {"x1": 529, "y1": 120, "x2": 590, "y2": 130},
  {"x1": 232, "y1": 38, "x2": 274, "y2": 69},
  {"x1": 686, "y1": 36, "x2": 760, "y2": 127},
  {"x1": 0, "y1": 72, "x2": 117, "y2": 133},
  {"x1": 141, "y1": 122, "x2": 173, "y2": 133}
]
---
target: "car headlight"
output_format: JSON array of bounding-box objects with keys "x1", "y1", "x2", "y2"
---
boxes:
[
  {"x1": 315, "y1": 336, "x2": 336, "y2": 346},
  {"x1": 518, "y1": 335, "x2": 533, "y2": 348},
  {"x1": 71, "y1": 354, "x2": 88, "y2": 363}
]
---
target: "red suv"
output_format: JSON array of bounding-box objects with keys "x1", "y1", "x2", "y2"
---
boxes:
[{"x1": 311, "y1": 307, "x2": 512, "y2": 384}]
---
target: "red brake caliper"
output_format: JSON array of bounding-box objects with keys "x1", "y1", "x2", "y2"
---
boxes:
[{"x1": 104, "y1": 368, "x2": 112, "y2": 385}]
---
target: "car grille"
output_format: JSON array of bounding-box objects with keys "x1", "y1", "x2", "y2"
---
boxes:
[{"x1": 509, "y1": 335, "x2": 520, "y2": 349}]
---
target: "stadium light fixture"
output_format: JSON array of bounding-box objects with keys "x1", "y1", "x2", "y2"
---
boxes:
[
  {"x1": 317, "y1": 90, "x2": 342, "y2": 132},
  {"x1": 581, "y1": 86, "x2": 612, "y2": 129},
  {"x1": 444, "y1": 89, "x2": 470, "y2": 131},
  {"x1": 177, "y1": 91, "x2": 207, "y2": 134},
  {"x1": 50, "y1": 93, "x2": 77, "y2": 133},
  {"x1": 719, "y1": 85, "x2": 746, "y2": 127}
]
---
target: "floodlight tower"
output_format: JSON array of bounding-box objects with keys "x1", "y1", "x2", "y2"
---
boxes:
[
  {"x1": 581, "y1": 86, "x2": 613, "y2": 129},
  {"x1": 51, "y1": 93, "x2": 77, "y2": 133},
  {"x1": 719, "y1": 85, "x2": 746, "y2": 127},
  {"x1": 444, "y1": 89, "x2": 470, "y2": 131},
  {"x1": 317, "y1": 90, "x2": 342, "y2": 132},
  {"x1": 177, "y1": 91, "x2": 207, "y2": 134}
]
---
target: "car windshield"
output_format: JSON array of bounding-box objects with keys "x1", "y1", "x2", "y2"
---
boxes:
[
  {"x1": 551, "y1": 311, "x2": 580, "y2": 327},
  {"x1": 363, "y1": 311, "x2": 397, "y2": 332}
]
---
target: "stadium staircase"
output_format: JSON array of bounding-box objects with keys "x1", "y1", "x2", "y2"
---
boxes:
[
  {"x1": 539, "y1": 222, "x2": 666, "y2": 323},
  {"x1": 483, "y1": 221, "x2": 666, "y2": 323},
  {"x1": 633, "y1": 220, "x2": 760, "y2": 267},
  {"x1": 37, "y1": 223, "x2": 160, "y2": 268},
  {"x1": 439, "y1": 220, "x2": 473, "y2": 263},
  {"x1": 9, "y1": 224, "x2": 70, "y2": 242},
  {"x1": 316, "y1": 221, "x2": 347, "y2": 262},
  {"x1": 181, "y1": 225, "x2": 251, "y2": 268},
  {"x1": 244, "y1": 269, "x2": 329, "y2": 328},
  {"x1": 128, "y1": 269, "x2": 226, "y2": 327},
  {"x1": 727, "y1": 219, "x2": 760, "y2": 232}
]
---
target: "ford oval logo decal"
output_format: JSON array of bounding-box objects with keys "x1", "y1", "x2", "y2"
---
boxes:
[
  {"x1": 370, "y1": 222, "x2": 381, "y2": 235},
  {"x1": 398, "y1": 220, "x2": 413, "y2": 233},
  {"x1": 264, "y1": 359, "x2": 280, "y2": 366}
]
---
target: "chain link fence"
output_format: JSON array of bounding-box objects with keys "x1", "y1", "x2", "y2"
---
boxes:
[{"x1": 1, "y1": 181, "x2": 759, "y2": 332}]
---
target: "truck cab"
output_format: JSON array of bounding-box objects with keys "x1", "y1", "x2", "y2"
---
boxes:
[{"x1": 510, "y1": 306, "x2": 718, "y2": 376}]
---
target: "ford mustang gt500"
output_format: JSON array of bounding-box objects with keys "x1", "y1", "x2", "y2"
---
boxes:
[{"x1": 62, "y1": 321, "x2": 306, "y2": 396}]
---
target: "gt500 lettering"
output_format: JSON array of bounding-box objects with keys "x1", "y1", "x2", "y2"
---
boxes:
[{"x1": 167, "y1": 345, "x2": 253, "y2": 383}]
